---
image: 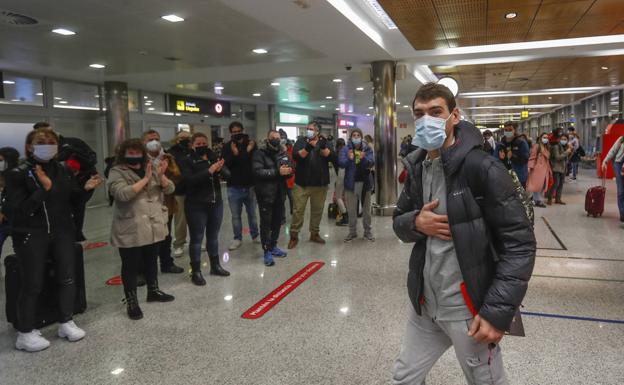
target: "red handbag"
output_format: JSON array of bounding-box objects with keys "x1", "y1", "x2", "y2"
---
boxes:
[{"x1": 398, "y1": 168, "x2": 407, "y2": 184}]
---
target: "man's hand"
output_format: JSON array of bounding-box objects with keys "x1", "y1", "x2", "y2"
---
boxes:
[
  {"x1": 209, "y1": 158, "x2": 225, "y2": 174},
  {"x1": 279, "y1": 165, "x2": 292, "y2": 176},
  {"x1": 84, "y1": 175, "x2": 104, "y2": 191},
  {"x1": 414, "y1": 200, "x2": 451, "y2": 241},
  {"x1": 468, "y1": 315, "x2": 504, "y2": 344},
  {"x1": 35, "y1": 165, "x2": 52, "y2": 191},
  {"x1": 231, "y1": 142, "x2": 239, "y2": 156},
  {"x1": 247, "y1": 140, "x2": 256, "y2": 153},
  {"x1": 308, "y1": 137, "x2": 319, "y2": 147},
  {"x1": 348, "y1": 150, "x2": 354, "y2": 160},
  {"x1": 320, "y1": 148, "x2": 331, "y2": 157}
]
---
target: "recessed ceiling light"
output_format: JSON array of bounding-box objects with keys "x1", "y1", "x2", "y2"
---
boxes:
[
  {"x1": 252, "y1": 48, "x2": 268, "y2": 54},
  {"x1": 89, "y1": 63, "x2": 106, "y2": 69},
  {"x1": 52, "y1": 28, "x2": 76, "y2": 36},
  {"x1": 94, "y1": 95, "x2": 101, "y2": 98},
  {"x1": 270, "y1": 82, "x2": 280, "y2": 86},
  {"x1": 335, "y1": 108, "x2": 340, "y2": 111},
  {"x1": 224, "y1": 295, "x2": 233, "y2": 301},
  {"x1": 333, "y1": 78, "x2": 342, "y2": 83},
  {"x1": 356, "y1": 87, "x2": 364, "y2": 91},
  {"x1": 395, "y1": 101, "x2": 401, "y2": 105},
  {"x1": 281, "y1": 98, "x2": 289, "y2": 101},
  {"x1": 320, "y1": 105, "x2": 326, "y2": 108},
  {"x1": 59, "y1": 100, "x2": 68, "y2": 104},
  {"x1": 36, "y1": 92, "x2": 43, "y2": 96},
  {"x1": 2, "y1": 80, "x2": 15, "y2": 85},
  {"x1": 214, "y1": 86, "x2": 224, "y2": 90},
  {"x1": 161, "y1": 14, "x2": 184, "y2": 22},
  {"x1": 11, "y1": 99, "x2": 20, "y2": 102},
  {"x1": 505, "y1": 12, "x2": 517, "y2": 19},
  {"x1": 326, "y1": 96, "x2": 333, "y2": 99},
  {"x1": 253, "y1": 93, "x2": 261, "y2": 97},
  {"x1": 403, "y1": 105, "x2": 409, "y2": 108},
  {"x1": 548, "y1": 96, "x2": 553, "y2": 99},
  {"x1": 348, "y1": 109, "x2": 353, "y2": 113},
  {"x1": 148, "y1": 107, "x2": 155, "y2": 111},
  {"x1": 601, "y1": 66, "x2": 609, "y2": 70},
  {"x1": 54, "y1": 97, "x2": 63, "y2": 100},
  {"x1": 368, "y1": 106, "x2": 373, "y2": 109},
  {"x1": 366, "y1": 113, "x2": 370, "y2": 116}
]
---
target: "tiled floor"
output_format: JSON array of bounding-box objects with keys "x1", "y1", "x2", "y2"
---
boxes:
[{"x1": 0, "y1": 169, "x2": 623, "y2": 385}]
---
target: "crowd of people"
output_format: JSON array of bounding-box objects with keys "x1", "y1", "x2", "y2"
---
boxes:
[{"x1": 0, "y1": 118, "x2": 378, "y2": 352}]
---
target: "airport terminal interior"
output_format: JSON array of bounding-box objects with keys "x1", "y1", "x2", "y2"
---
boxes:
[{"x1": 0, "y1": 0, "x2": 623, "y2": 384}]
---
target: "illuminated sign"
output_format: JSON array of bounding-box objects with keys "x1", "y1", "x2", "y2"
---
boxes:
[
  {"x1": 338, "y1": 118, "x2": 355, "y2": 127},
  {"x1": 167, "y1": 94, "x2": 230, "y2": 117},
  {"x1": 521, "y1": 110, "x2": 529, "y2": 119},
  {"x1": 279, "y1": 112, "x2": 309, "y2": 124}
]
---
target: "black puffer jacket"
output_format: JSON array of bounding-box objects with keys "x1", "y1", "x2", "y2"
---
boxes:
[
  {"x1": 393, "y1": 120, "x2": 536, "y2": 331},
  {"x1": 252, "y1": 141, "x2": 292, "y2": 205},
  {"x1": 292, "y1": 136, "x2": 336, "y2": 187},
  {"x1": 179, "y1": 149, "x2": 230, "y2": 208},
  {"x1": 3, "y1": 158, "x2": 81, "y2": 237}
]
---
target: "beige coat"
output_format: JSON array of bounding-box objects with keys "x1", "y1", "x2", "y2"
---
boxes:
[{"x1": 107, "y1": 165, "x2": 175, "y2": 248}]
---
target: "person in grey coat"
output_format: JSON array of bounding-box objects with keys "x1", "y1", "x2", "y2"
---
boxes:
[
  {"x1": 392, "y1": 83, "x2": 536, "y2": 385},
  {"x1": 108, "y1": 138, "x2": 176, "y2": 320}
]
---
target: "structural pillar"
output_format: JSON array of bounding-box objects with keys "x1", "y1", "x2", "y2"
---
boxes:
[
  {"x1": 104, "y1": 81, "x2": 130, "y2": 154},
  {"x1": 371, "y1": 61, "x2": 398, "y2": 216},
  {"x1": 268, "y1": 104, "x2": 276, "y2": 131}
]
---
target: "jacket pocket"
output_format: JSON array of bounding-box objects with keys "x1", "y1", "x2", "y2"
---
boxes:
[{"x1": 115, "y1": 212, "x2": 137, "y2": 234}]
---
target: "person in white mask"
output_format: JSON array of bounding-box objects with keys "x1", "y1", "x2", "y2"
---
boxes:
[
  {"x1": 141, "y1": 130, "x2": 184, "y2": 274},
  {"x1": 3, "y1": 127, "x2": 101, "y2": 352},
  {"x1": 527, "y1": 133, "x2": 553, "y2": 207},
  {"x1": 392, "y1": 83, "x2": 535, "y2": 385}
]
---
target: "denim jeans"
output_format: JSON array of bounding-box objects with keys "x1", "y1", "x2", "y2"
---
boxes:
[
  {"x1": 570, "y1": 161, "x2": 579, "y2": 178},
  {"x1": 227, "y1": 186, "x2": 259, "y2": 240},
  {"x1": 614, "y1": 161, "x2": 624, "y2": 218},
  {"x1": 186, "y1": 201, "x2": 224, "y2": 263}
]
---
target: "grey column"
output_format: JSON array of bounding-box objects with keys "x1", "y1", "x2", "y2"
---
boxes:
[
  {"x1": 371, "y1": 61, "x2": 398, "y2": 216},
  {"x1": 104, "y1": 81, "x2": 130, "y2": 153},
  {"x1": 268, "y1": 104, "x2": 276, "y2": 131}
]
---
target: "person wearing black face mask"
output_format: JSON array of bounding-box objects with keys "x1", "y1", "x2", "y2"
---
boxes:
[
  {"x1": 107, "y1": 138, "x2": 176, "y2": 320},
  {"x1": 167, "y1": 130, "x2": 193, "y2": 258},
  {"x1": 179, "y1": 132, "x2": 231, "y2": 285},
  {"x1": 252, "y1": 130, "x2": 293, "y2": 266},
  {"x1": 4, "y1": 128, "x2": 101, "y2": 351}
]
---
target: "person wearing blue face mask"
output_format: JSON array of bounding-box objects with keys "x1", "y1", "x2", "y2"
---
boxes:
[
  {"x1": 392, "y1": 83, "x2": 535, "y2": 385},
  {"x1": 546, "y1": 133, "x2": 573, "y2": 205},
  {"x1": 495, "y1": 121, "x2": 530, "y2": 188},
  {"x1": 338, "y1": 128, "x2": 375, "y2": 242}
]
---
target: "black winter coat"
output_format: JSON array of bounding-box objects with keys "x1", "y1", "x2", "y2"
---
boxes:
[
  {"x1": 393, "y1": 121, "x2": 536, "y2": 331},
  {"x1": 252, "y1": 143, "x2": 291, "y2": 205},
  {"x1": 292, "y1": 137, "x2": 336, "y2": 187},
  {"x1": 3, "y1": 159, "x2": 81, "y2": 238},
  {"x1": 222, "y1": 140, "x2": 255, "y2": 188},
  {"x1": 179, "y1": 149, "x2": 230, "y2": 208}
]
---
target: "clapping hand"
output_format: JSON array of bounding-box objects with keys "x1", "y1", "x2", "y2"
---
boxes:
[
  {"x1": 84, "y1": 174, "x2": 104, "y2": 191},
  {"x1": 34, "y1": 165, "x2": 53, "y2": 191}
]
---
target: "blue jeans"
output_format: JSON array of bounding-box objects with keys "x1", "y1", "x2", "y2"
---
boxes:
[
  {"x1": 227, "y1": 186, "x2": 259, "y2": 240},
  {"x1": 186, "y1": 201, "x2": 224, "y2": 263},
  {"x1": 614, "y1": 161, "x2": 624, "y2": 218},
  {"x1": 570, "y1": 161, "x2": 579, "y2": 178}
]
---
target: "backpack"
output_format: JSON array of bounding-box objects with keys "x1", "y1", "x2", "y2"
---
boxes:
[
  {"x1": 57, "y1": 137, "x2": 97, "y2": 172},
  {"x1": 463, "y1": 149, "x2": 534, "y2": 226}
]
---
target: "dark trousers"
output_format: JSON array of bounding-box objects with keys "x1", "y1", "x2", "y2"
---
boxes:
[
  {"x1": 157, "y1": 216, "x2": 174, "y2": 269},
  {"x1": 15, "y1": 232, "x2": 76, "y2": 333},
  {"x1": 547, "y1": 171, "x2": 565, "y2": 201},
  {"x1": 119, "y1": 243, "x2": 158, "y2": 293},
  {"x1": 259, "y1": 199, "x2": 284, "y2": 252},
  {"x1": 186, "y1": 201, "x2": 224, "y2": 263}
]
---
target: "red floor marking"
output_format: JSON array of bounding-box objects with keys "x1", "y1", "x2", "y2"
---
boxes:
[
  {"x1": 106, "y1": 276, "x2": 123, "y2": 286},
  {"x1": 84, "y1": 241, "x2": 108, "y2": 250},
  {"x1": 241, "y1": 261, "x2": 325, "y2": 319}
]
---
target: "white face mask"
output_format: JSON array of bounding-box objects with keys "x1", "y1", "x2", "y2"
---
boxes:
[
  {"x1": 146, "y1": 140, "x2": 162, "y2": 153},
  {"x1": 0, "y1": 160, "x2": 6, "y2": 172},
  {"x1": 560, "y1": 140, "x2": 568, "y2": 146},
  {"x1": 541, "y1": 138, "x2": 549, "y2": 145},
  {"x1": 33, "y1": 144, "x2": 58, "y2": 162}
]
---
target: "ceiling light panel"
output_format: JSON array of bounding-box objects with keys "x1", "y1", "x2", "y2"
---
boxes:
[
  {"x1": 161, "y1": 14, "x2": 184, "y2": 22},
  {"x1": 89, "y1": 63, "x2": 106, "y2": 69},
  {"x1": 52, "y1": 28, "x2": 76, "y2": 36},
  {"x1": 363, "y1": 0, "x2": 398, "y2": 29},
  {"x1": 252, "y1": 48, "x2": 268, "y2": 54}
]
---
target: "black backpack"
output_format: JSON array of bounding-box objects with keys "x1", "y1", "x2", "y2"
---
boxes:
[{"x1": 57, "y1": 137, "x2": 97, "y2": 172}]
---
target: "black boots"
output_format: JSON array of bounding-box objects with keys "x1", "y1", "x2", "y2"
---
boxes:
[
  {"x1": 146, "y1": 281, "x2": 175, "y2": 302},
  {"x1": 209, "y1": 255, "x2": 230, "y2": 277},
  {"x1": 190, "y1": 261, "x2": 206, "y2": 286},
  {"x1": 124, "y1": 290, "x2": 143, "y2": 320},
  {"x1": 161, "y1": 263, "x2": 184, "y2": 274}
]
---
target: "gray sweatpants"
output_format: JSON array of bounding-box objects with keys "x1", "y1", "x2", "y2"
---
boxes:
[
  {"x1": 392, "y1": 306, "x2": 508, "y2": 385},
  {"x1": 346, "y1": 181, "x2": 372, "y2": 236}
]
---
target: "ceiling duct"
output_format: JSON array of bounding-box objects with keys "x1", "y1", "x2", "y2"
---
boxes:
[{"x1": 0, "y1": 11, "x2": 38, "y2": 25}]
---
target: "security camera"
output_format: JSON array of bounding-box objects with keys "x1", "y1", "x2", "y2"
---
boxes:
[{"x1": 345, "y1": 65, "x2": 352, "y2": 71}]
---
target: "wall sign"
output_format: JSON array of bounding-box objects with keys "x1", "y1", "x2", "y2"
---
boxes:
[
  {"x1": 168, "y1": 94, "x2": 230, "y2": 117},
  {"x1": 279, "y1": 112, "x2": 309, "y2": 124},
  {"x1": 312, "y1": 116, "x2": 334, "y2": 126},
  {"x1": 338, "y1": 118, "x2": 356, "y2": 127}
]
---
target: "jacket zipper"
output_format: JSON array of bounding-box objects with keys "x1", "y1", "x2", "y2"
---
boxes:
[{"x1": 42, "y1": 201, "x2": 51, "y2": 234}]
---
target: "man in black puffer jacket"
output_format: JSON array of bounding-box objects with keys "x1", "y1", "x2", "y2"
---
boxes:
[
  {"x1": 252, "y1": 130, "x2": 293, "y2": 267},
  {"x1": 392, "y1": 83, "x2": 536, "y2": 385}
]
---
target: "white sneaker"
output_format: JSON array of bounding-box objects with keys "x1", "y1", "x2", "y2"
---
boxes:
[
  {"x1": 15, "y1": 330, "x2": 50, "y2": 352},
  {"x1": 173, "y1": 247, "x2": 184, "y2": 257},
  {"x1": 228, "y1": 239, "x2": 242, "y2": 250},
  {"x1": 58, "y1": 320, "x2": 86, "y2": 342}
]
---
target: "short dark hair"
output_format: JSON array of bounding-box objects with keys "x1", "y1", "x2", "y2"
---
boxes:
[
  {"x1": 412, "y1": 82, "x2": 456, "y2": 112},
  {"x1": 115, "y1": 138, "x2": 145, "y2": 165},
  {"x1": 191, "y1": 132, "x2": 208, "y2": 145},
  {"x1": 141, "y1": 129, "x2": 160, "y2": 141},
  {"x1": 33, "y1": 121, "x2": 51, "y2": 129},
  {"x1": 267, "y1": 129, "x2": 279, "y2": 138},
  {"x1": 503, "y1": 121, "x2": 518, "y2": 129},
  {"x1": 308, "y1": 121, "x2": 321, "y2": 130},
  {"x1": 229, "y1": 121, "x2": 244, "y2": 132},
  {"x1": 0, "y1": 146, "x2": 20, "y2": 170}
]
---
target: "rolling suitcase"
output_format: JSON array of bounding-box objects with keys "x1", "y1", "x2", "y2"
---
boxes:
[
  {"x1": 5, "y1": 243, "x2": 87, "y2": 330},
  {"x1": 585, "y1": 178, "x2": 606, "y2": 217}
]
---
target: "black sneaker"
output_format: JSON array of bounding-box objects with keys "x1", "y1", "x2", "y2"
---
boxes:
[
  {"x1": 147, "y1": 290, "x2": 175, "y2": 302},
  {"x1": 161, "y1": 264, "x2": 184, "y2": 274}
]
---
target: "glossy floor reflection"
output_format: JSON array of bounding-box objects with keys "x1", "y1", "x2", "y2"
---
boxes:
[{"x1": 1, "y1": 169, "x2": 623, "y2": 385}]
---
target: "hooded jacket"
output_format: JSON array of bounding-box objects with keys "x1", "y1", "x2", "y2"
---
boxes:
[
  {"x1": 393, "y1": 120, "x2": 536, "y2": 331},
  {"x1": 252, "y1": 140, "x2": 291, "y2": 205},
  {"x1": 338, "y1": 140, "x2": 375, "y2": 191}
]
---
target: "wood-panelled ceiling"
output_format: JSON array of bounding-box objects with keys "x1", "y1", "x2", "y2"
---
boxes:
[{"x1": 378, "y1": 0, "x2": 624, "y2": 50}]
